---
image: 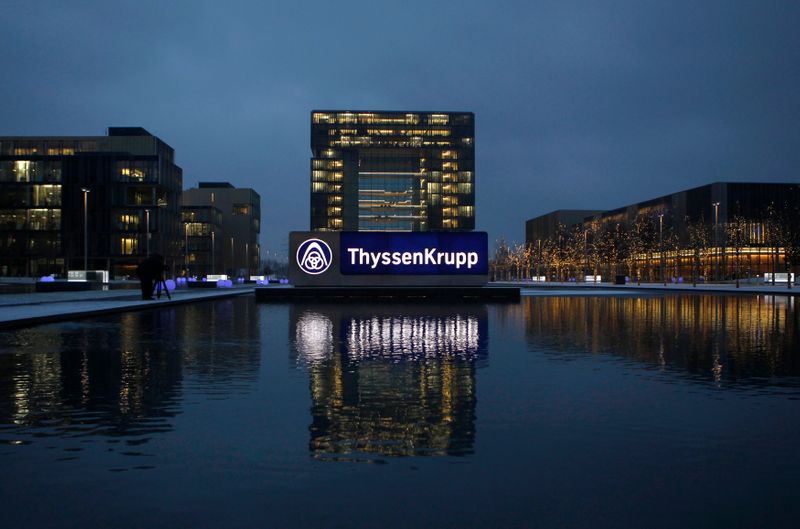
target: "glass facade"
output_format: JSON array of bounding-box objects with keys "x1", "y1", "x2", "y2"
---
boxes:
[
  {"x1": 181, "y1": 206, "x2": 222, "y2": 277},
  {"x1": 310, "y1": 111, "x2": 475, "y2": 232},
  {"x1": 0, "y1": 128, "x2": 183, "y2": 277},
  {"x1": 524, "y1": 182, "x2": 800, "y2": 283},
  {"x1": 181, "y1": 183, "x2": 261, "y2": 277}
]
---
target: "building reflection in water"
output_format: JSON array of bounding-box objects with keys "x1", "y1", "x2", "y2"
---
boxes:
[
  {"x1": 291, "y1": 304, "x2": 488, "y2": 459},
  {"x1": 0, "y1": 297, "x2": 261, "y2": 450},
  {"x1": 524, "y1": 294, "x2": 799, "y2": 385}
]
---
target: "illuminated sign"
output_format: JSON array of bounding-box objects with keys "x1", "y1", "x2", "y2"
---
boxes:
[
  {"x1": 297, "y1": 238, "x2": 333, "y2": 275},
  {"x1": 288, "y1": 231, "x2": 489, "y2": 286},
  {"x1": 340, "y1": 232, "x2": 487, "y2": 275}
]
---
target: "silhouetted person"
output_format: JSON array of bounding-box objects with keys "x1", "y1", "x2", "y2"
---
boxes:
[{"x1": 136, "y1": 254, "x2": 165, "y2": 300}]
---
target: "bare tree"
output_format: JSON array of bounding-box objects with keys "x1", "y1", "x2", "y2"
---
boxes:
[
  {"x1": 687, "y1": 216, "x2": 711, "y2": 287},
  {"x1": 726, "y1": 212, "x2": 748, "y2": 288}
]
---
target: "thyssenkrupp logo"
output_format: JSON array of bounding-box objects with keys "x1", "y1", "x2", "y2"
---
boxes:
[{"x1": 297, "y1": 238, "x2": 332, "y2": 275}]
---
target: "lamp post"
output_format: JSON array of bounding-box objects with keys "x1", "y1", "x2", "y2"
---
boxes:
[
  {"x1": 145, "y1": 209, "x2": 150, "y2": 258},
  {"x1": 81, "y1": 188, "x2": 90, "y2": 277},
  {"x1": 537, "y1": 239, "x2": 542, "y2": 281},
  {"x1": 658, "y1": 213, "x2": 665, "y2": 286},
  {"x1": 245, "y1": 242, "x2": 249, "y2": 278},
  {"x1": 230, "y1": 237, "x2": 235, "y2": 278},
  {"x1": 583, "y1": 229, "x2": 588, "y2": 282},
  {"x1": 184, "y1": 222, "x2": 189, "y2": 276},
  {"x1": 712, "y1": 202, "x2": 720, "y2": 281},
  {"x1": 211, "y1": 231, "x2": 216, "y2": 275}
]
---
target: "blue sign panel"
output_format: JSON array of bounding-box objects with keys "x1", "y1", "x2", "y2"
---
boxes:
[{"x1": 340, "y1": 232, "x2": 488, "y2": 275}]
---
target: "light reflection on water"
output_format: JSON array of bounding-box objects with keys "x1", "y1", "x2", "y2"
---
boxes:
[
  {"x1": 0, "y1": 294, "x2": 798, "y2": 528},
  {"x1": 0, "y1": 299, "x2": 260, "y2": 455},
  {"x1": 291, "y1": 304, "x2": 488, "y2": 459},
  {"x1": 523, "y1": 294, "x2": 800, "y2": 391}
]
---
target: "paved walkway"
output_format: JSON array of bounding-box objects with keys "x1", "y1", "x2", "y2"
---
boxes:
[
  {"x1": 0, "y1": 285, "x2": 254, "y2": 330},
  {"x1": 495, "y1": 280, "x2": 799, "y2": 296}
]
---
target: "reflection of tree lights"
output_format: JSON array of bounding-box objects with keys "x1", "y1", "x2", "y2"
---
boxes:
[{"x1": 295, "y1": 312, "x2": 334, "y2": 364}]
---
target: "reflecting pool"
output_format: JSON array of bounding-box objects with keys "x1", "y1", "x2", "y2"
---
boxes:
[{"x1": 0, "y1": 294, "x2": 798, "y2": 528}]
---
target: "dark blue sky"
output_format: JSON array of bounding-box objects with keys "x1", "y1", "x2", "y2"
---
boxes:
[{"x1": 2, "y1": 0, "x2": 798, "y2": 256}]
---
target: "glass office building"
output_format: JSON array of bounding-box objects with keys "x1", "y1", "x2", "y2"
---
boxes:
[
  {"x1": 0, "y1": 127, "x2": 182, "y2": 277},
  {"x1": 525, "y1": 182, "x2": 800, "y2": 282},
  {"x1": 181, "y1": 183, "x2": 261, "y2": 278},
  {"x1": 310, "y1": 111, "x2": 475, "y2": 232}
]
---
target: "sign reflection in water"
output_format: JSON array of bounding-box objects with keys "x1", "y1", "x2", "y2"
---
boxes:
[
  {"x1": 291, "y1": 304, "x2": 488, "y2": 459},
  {"x1": 524, "y1": 294, "x2": 800, "y2": 385}
]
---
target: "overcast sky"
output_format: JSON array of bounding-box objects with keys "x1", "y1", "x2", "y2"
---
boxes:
[{"x1": 1, "y1": 0, "x2": 798, "y2": 255}]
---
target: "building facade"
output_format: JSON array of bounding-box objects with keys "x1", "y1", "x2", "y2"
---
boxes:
[
  {"x1": 181, "y1": 182, "x2": 260, "y2": 277},
  {"x1": 525, "y1": 209, "x2": 602, "y2": 244},
  {"x1": 310, "y1": 110, "x2": 475, "y2": 232},
  {"x1": 0, "y1": 127, "x2": 183, "y2": 278},
  {"x1": 524, "y1": 182, "x2": 800, "y2": 282},
  {"x1": 181, "y1": 205, "x2": 222, "y2": 277}
]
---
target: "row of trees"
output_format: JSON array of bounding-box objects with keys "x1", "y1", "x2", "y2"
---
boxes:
[{"x1": 493, "y1": 202, "x2": 800, "y2": 287}]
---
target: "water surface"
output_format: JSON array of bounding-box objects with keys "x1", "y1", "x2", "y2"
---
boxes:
[{"x1": 0, "y1": 294, "x2": 798, "y2": 528}]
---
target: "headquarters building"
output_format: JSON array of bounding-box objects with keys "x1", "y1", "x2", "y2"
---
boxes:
[
  {"x1": 181, "y1": 182, "x2": 261, "y2": 277},
  {"x1": 525, "y1": 182, "x2": 800, "y2": 281},
  {"x1": 310, "y1": 110, "x2": 475, "y2": 232},
  {"x1": 0, "y1": 127, "x2": 182, "y2": 278}
]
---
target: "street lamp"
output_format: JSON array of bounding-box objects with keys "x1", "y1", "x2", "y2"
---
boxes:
[
  {"x1": 583, "y1": 229, "x2": 588, "y2": 282},
  {"x1": 712, "y1": 202, "x2": 720, "y2": 281},
  {"x1": 537, "y1": 239, "x2": 542, "y2": 281},
  {"x1": 245, "y1": 242, "x2": 249, "y2": 278},
  {"x1": 211, "y1": 230, "x2": 216, "y2": 275},
  {"x1": 184, "y1": 222, "x2": 189, "y2": 276},
  {"x1": 658, "y1": 213, "x2": 665, "y2": 286},
  {"x1": 146, "y1": 198, "x2": 168, "y2": 260},
  {"x1": 145, "y1": 209, "x2": 150, "y2": 258},
  {"x1": 81, "y1": 188, "x2": 90, "y2": 277}
]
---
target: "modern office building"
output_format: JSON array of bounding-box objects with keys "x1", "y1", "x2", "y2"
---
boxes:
[
  {"x1": 180, "y1": 205, "x2": 222, "y2": 276},
  {"x1": 524, "y1": 182, "x2": 800, "y2": 281},
  {"x1": 0, "y1": 127, "x2": 183, "y2": 278},
  {"x1": 310, "y1": 110, "x2": 475, "y2": 232},
  {"x1": 181, "y1": 182, "x2": 260, "y2": 277},
  {"x1": 525, "y1": 209, "x2": 602, "y2": 244}
]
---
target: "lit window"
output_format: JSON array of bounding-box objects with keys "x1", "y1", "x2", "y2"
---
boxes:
[{"x1": 120, "y1": 237, "x2": 137, "y2": 255}]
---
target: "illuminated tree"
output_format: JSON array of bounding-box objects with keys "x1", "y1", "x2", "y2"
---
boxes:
[
  {"x1": 687, "y1": 216, "x2": 711, "y2": 287},
  {"x1": 726, "y1": 211, "x2": 749, "y2": 288}
]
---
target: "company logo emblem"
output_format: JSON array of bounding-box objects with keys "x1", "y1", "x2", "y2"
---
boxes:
[{"x1": 297, "y1": 238, "x2": 333, "y2": 275}]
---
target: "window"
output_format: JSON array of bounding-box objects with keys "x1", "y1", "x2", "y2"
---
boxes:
[
  {"x1": 126, "y1": 187, "x2": 154, "y2": 206},
  {"x1": 32, "y1": 185, "x2": 61, "y2": 206},
  {"x1": 186, "y1": 222, "x2": 210, "y2": 236},
  {"x1": 458, "y1": 206, "x2": 474, "y2": 217},
  {"x1": 233, "y1": 204, "x2": 250, "y2": 216},
  {"x1": 120, "y1": 236, "x2": 137, "y2": 255}
]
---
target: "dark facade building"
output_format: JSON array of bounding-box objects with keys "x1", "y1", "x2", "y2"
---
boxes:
[
  {"x1": 526, "y1": 209, "x2": 602, "y2": 244},
  {"x1": 310, "y1": 110, "x2": 475, "y2": 232},
  {"x1": 181, "y1": 205, "x2": 222, "y2": 277},
  {"x1": 181, "y1": 182, "x2": 260, "y2": 277},
  {"x1": 524, "y1": 182, "x2": 800, "y2": 282},
  {"x1": 0, "y1": 127, "x2": 182, "y2": 278}
]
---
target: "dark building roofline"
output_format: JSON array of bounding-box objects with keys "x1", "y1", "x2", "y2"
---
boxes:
[
  {"x1": 311, "y1": 109, "x2": 474, "y2": 116},
  {"x1": 525, "y1": 209, "x2": 603, "y2": 223},
  {"x1": 107, "y1": 127, "x2": 153, "y2": 137},
  {"x1": 198, "y1": 182, "x2": 235, "y2": 189}
]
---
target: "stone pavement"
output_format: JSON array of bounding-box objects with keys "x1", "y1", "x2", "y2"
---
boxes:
[{"x1": 0, "y1": 285, "x2": 254, "y2": 330}]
